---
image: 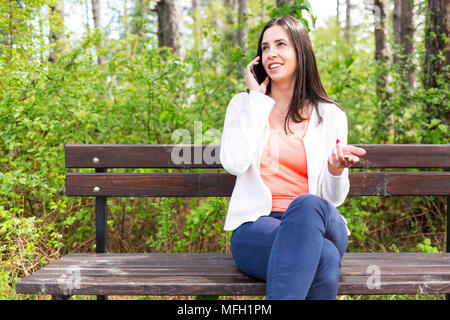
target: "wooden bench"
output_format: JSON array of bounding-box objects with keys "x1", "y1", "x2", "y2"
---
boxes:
[{"x1": 16, "y1": 144, "x2": 450, "y2": 300}]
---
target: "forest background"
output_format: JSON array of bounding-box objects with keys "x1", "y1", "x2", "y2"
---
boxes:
[{"x1": 0, "y1": 0, "x2": 448, "y2": 300}]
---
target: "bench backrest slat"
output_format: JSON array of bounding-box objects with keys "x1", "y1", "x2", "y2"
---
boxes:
[
  {"x1": 66, "y1": 172, "x2": 450, "y2": 197},
  {"x1": 65, "y1": 144, "x2": 450, "y2": 169}
]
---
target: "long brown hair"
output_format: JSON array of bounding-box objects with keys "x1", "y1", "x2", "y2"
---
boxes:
[{"x1": 256, "y1": 16, "x2": 344, "y2": 134}]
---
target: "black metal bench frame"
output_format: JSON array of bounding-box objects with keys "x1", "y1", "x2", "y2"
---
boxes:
[{"x1": 15, "y1": 144, "x2": 450, "y2": 300}]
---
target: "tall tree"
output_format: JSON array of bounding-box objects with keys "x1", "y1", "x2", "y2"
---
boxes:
[
  {"x1": 91, "y1": 0, "x2": 105, "y2": 65},
  {"x1": 237, "y1": 0, "x2": 248, "y2": 51},
  {"x1": 393, "y1": 0, "x2": 416, "y2": 90},
  {"x1": 345, "y1": 0, "x2": 351, "y2": 43},
  {"x1": 223, "y1": 0, "x2": 236, "y2": 47},
  {"x1": 191, "y1": 0, "x2": 201, "y2": 51},
  {"x1": 131, "y1": 0, "x2": 148, "y2": 37},
  {"x1": 48, "y1": 0, "x2": 64, "y2": 63},
  {"x1": 5, "y1": 0, "x2": 19, "y2": 65},
  {"x1": 155, "y1": 0, "x2": 185, "y2": 59},
  {"x1": 423, "y1": 0, "x2": 450, "y2": 121},
  {"x1": 336, "y1": 0, "x2": 340, "y2": 26},
  {"x1": 237, "y1": 0, "x2": 248, "y2": 78},
  {"x1": 393, "y1": 0, "x2": 401, "y2": 45},
  {"x1": 374, "y1": 0, "x2": 393, "y2": 142},
  {"x1": 374, "y1": 0, "x2": 391, "y2": 97}
]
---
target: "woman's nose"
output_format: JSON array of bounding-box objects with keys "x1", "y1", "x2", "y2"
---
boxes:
[{"x1": 268, "y1": 47, "x2": 278, "y2": 57}]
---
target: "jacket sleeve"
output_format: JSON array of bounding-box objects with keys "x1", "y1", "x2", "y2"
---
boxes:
[
  {"x1": 321, "y1": 108, "x2": 350, "y2": 207},
  {"x1": 220, "y1": 91, "x2": 275, "y2": 176}
]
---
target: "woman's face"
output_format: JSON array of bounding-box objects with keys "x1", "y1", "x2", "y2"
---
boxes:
[{"x1": 261, "y1": 25, "x2": 298, "y2": 86}]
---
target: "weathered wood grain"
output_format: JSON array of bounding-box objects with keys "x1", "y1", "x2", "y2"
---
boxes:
[
  {"x1": 65, "y1": 144, "x2": 450, "y2": 169},
  {"x1": 15, "y1": 253, "x2": 450, "y2": 296},
  {"x1": 66, "y1": 172, "x2": 450, "y2": 197}
]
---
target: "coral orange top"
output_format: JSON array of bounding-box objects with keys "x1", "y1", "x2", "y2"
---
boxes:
[{"x1": 260, "y1": 116, "x2": 310, "y2": 212}]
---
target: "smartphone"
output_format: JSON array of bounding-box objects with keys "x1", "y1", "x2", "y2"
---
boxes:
[{"x1": 251, "y1": 60, "x2": 268, "y2": 85}]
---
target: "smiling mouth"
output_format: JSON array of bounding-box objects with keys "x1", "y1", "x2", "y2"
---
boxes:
[{"x1": 268, "y1": 64, "x2": 283, "y2": 70}]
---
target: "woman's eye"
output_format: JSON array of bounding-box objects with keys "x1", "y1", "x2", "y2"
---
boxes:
[{"x1": 278, "y1": 42, "x2": 286, "y2": 46}]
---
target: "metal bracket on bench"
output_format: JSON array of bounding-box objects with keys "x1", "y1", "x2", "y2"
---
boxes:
[
  {"x1": 447, "y1": 196, "x2": 449, "y2": 254},
  {"x1": 445, "y1": 196, "x2": 450, "y2": 301},
  {"x1": 95, "y1": 168, "x2": 108, "y2": 300},
  {"x1": 95, "y1": 197, "x2": 107, "y2": 253}
]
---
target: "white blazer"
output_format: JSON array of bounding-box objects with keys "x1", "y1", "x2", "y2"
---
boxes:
[{"x1": 220, "y1": 90, "x2": 350, "y2": 234}]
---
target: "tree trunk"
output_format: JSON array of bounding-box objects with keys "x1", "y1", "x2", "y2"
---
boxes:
[
  {"x1": 393, "y1": 0, "x2": 416, "y2": 91},
  {"x1": 155, "y1": 0, "x2": 185, "y2": 60},
  {"x1": 393, "y1": 0, "x2": 401, "y2": 55},
  {"x1": 223, "y1": 0, "x2": 236, "y2": 46},
  {"x1": 424, "y1": 0, "x2": 450, "y2": 121},
  {"x1": 374, "y1": 0, "x2": 393, "y2": 143},
  {"x1": 237, "y1": 0, "x2": 248, "y2": 51},
  {"x1": 48, "y1": 0, "x2": 64, "y2": 63},
  {"x1": 237, "y1": 0, "x2": 248, "y2": 78},
  {"x1": 336, "y1": 0, "x2": 340, "y2": 26},
  {"x1": 7, "y1": 0, "x2": 15, "y2": 65},
  {"x1": 402, "y1": 0, "x2": 415, "y2": 90},
  {"x1": 374, "y1": 0, "x2": 391, "y2": 97},
  {"x1": 345, "y1": 0, "x2": 351, "y2": 43},
  {"x1": 424, "y1": 0, "x2": 450, "y2": 89},
  {"x1": 91, "y1": 0, "x2": 105, "y2": 65},
  {"x1": 192, "y1": 0, "x2": 201, "y2": 51},
  {"x1": 131, "y1": 0, "x2": 145, "y2": 37}
]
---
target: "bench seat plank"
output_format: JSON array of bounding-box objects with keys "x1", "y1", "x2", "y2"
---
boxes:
[{"x1": 16, "y1": 253, "x2": 450, "y2": 296}]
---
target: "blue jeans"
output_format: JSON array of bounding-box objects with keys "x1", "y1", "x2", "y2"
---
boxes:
[{"x1": 230, "y1": 194, "x2": 348, "y2": 300}]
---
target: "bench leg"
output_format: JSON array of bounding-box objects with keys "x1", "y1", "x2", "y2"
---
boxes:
[
  {"x1": 52, "y1": 295, "x2": 71, "y2": 300},
  {"x1": 447, "y1": 196, "x2": 449, "y2": 301}
]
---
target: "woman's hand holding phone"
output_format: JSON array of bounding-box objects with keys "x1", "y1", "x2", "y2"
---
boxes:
[{"x1": 246, "y1": 56, "x2": 269, "y2": 94}]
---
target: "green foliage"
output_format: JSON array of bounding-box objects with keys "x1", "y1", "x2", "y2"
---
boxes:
[
  {"x1": 182, "y1": 197, "x2": 229, "y2": 253},
  {"x1": 146, "y1": 198, "x2": 180, "y2": 252},
  {"x1": 267, "y1": 0, "x2": 317, "y2": 31},
  {"x1": 311, "y1": 19, "x2": 377, "y2": 144},
  {"x1": 145, "y1": 197, "x2": 229, "y2": 254},
  {"x1": 0, "y1": 0, "x2": 448, "y2": 301},
  {"x1": 417, "y1": 238, "x2": 439, "y2": 253}
]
